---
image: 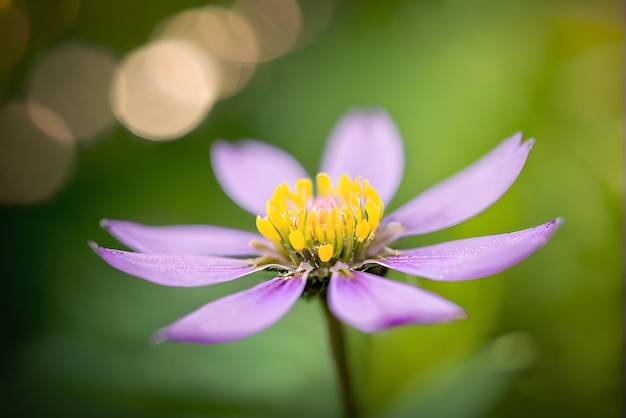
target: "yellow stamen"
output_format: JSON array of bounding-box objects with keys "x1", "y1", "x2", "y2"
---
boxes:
[
  {"x1": 355, "y1": 220, "x2": 371, "y2": 242},
  {"x1": 365, "y1": 199, "x2": 382, "y2": 231},
  {"x1": 256, "y1": 172, "x2": 384, "y2": 266},
  {"x1": 256, "y1": 215, "x2": 281, "y2": 244},
  {"x1": 317, "y1": 173, "x2": 333, "y2": 197},
  {"x1": 318, "y1": 244, "x2": 334, "y2": 262},
  {"x1": 288, "y1": 229, "x2": 305, "y2": 251}
]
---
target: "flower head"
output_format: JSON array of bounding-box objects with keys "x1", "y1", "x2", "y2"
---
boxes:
[
  {"x1": 255, "y1": 173, "x2": 384, "y2": 269},
  {"x1": 92, "y1": 109, "x2": 561, "y2": 343}
]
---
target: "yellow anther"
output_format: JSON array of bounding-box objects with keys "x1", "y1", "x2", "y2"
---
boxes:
[
  {"x1": 293, "y1": 210, "x2": 306, "y2": 230},
  {"x1": 355, "y1": 220, "x2": 371, "y2": 242},
  {"x1": 288, "y1": 229, "x2": 305, "y2": 251},
  {"x1": 313, "y1": 213, "x2": 325, "y2": 243},
  {"x1": 325, "y1": 219, "x2": 336, "y2": 244},
  {"x1": 295, "y1": 178, "x2": 313, "y2": 201},
  {"x1": 316, "y1": 173, "x2": 333, "y2": 197},
  {"x1": 343, "y1": 210, "x2": 355, "y2": 234},
  {"x1": 336, "y1": 174, "x2": 352, "y2": 200},
  {"x1": 318, "y1": 244, "x2": 334, "y2": 262},
  {"x1": 256, "y1": 215, "x2": 281, "y2": 243},
  {"x1": 365, "y1": 199, "x2": 382, "y2": 230}
]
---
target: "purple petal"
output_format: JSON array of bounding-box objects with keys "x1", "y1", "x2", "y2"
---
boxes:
[
  {"x1": 384, "y1": 133, "x2": 534, "y2": 236},
  {"x1": 152, "y1": 276, "x2": 306, "y2": 343},
  {"x1": 92, "y1": 244, "x2": 263, "y2": 287},
  {"x1": 211, "y1": 140, "x2": 309, "y2": 215},
  {"x1": 371, "y1": 218, "x2": 562, "y2": 282},
  {"x1": 328, "y1": 270, "x2": 465, "y2": 333},
  {"x1": 101, "y1": 219, "x2": 266, "y2": 256},
  {"x1": 319, "y1": 109, "x2": 404, "y2": 204}
]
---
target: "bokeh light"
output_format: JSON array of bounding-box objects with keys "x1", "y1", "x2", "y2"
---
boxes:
[
  {"x1": 0, "y1": 102, "x2": 74, "y2": 204},
  {"x1": 153, "y1": 6, "x2": 257, "y2": 100},
  {"x1": 110, "y1": 39, "x2": 220, "y2": 141},
  {"x1": 193, "y1": 7, "x2": 259, "y2": 63},
  {"x1": 232, "y1": 0, "x2": 302, "y2": 62},
  {"x1": 291, "y1": 0, "x2": 335, "y2": 50},
  {"x1": 28, "y1": 41, "x2": 117, "y2": 143}
]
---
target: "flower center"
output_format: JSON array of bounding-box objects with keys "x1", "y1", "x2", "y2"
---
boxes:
[{"x1": 256, "y1": 173, "x2": 384, "y2": 268}]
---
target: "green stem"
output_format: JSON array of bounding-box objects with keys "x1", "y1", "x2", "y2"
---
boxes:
[{"x1": 321, "y1": 295, "x2": 359, "y2": 418}]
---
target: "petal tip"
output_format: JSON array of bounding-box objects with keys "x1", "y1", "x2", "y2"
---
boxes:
[
  {"x1": 88, "y1": 240, "x2": 101, "y2": 254},
  {"x1": 89, "y1": 243, "x2": 121, "y2": 263},
  {"x1": 432, "y1": 301, "x2": 467, "y2": 324},
  {"x1": 452, "y1": 308, "x2": 468, "y2": 321},
  {"x1": 545, "y1": 217, "x2": 564, "y2": 237},
  {"x1": 150, "y1": 329, "x2": 168, "y2": 345},
  {"x1": 545, "y1": 217, "x2": 564, "y2": 233},
  {"x1": 369, "y1": 106, "x2": 391, "y2": 118},
  {"x1": 371, "y1": 304, "x2": 467, "y2": 331},
  {"x1": 92, "y1": 245, "x2": 122, "y2": 262},
  {"x1": 99, "y1": 218, "x2": 110, "y2": 229},
  {"x1": 524, "y1": 138, "x2": 536, "y2": 150},
  {"x1": 210, "y1": 138, "x2": 229, "y2": 149},
  {"x1": 209, "y1": 139, "x2": 234, "y2": 162},
  {"x1": 507, "y1": 131, "x2": 523, "y2": 145}
]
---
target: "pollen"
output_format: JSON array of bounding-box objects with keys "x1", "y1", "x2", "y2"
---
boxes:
[{"x1": 256, "y1": 172, "x2": 384, "y2": 267}]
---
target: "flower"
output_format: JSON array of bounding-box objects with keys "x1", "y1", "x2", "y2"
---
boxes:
[{"x1": 92, "y1": 109, "x2": 561, "y2": 343}]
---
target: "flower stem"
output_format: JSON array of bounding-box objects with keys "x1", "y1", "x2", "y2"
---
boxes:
[{"x1": 321, "y1": 295, "x2": 359, "y2": 418}]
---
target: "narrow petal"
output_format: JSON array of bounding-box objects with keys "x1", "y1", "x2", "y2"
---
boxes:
[
  {"x1": 371, "y1": 218, "x2": 562, "y2": 282},
  {"x1": 328, "y1": 270, "x2": 465, "y2": 333},
  {"x1": 152, "y1": 276, "x2": 306, "y2": 343},
  {"x1": 319, "y1": 109, "x2": 404, "y2": 204},
  {"x1": 384, "y1": 133, "x2": 533, "y2": 236},
  {"x1": 92, "y1": 244, "x2": 264, "y2": 287},
  {"x1": 211, "y1": 140, "x2": 309, "y2": 215},
  {"x1": 101, "y1": 219, "x2": 266, "y2": 256}
]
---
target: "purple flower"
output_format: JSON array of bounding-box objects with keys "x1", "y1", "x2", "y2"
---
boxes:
[{"x1": 92, "y1": 109, "x2": 561, "y2": 343}]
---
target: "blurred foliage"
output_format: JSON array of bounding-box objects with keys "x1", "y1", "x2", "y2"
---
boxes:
[{"x1": 1, "y1": 0, "x2": 622, "y2": 417}]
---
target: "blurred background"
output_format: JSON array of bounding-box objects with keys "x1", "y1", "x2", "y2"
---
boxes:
[{"x1": 0, "y1": 0, "x2": 622, "y2": 417}]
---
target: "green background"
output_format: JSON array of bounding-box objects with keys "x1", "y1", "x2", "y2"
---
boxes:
[{"x1": 1, "y1": 0, "x2": 622, "y2": 417}]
